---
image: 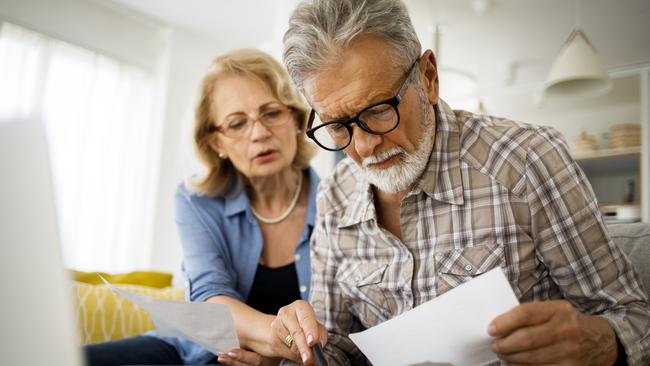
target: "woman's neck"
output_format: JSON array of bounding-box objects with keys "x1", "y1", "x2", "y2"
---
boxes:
[{"x1": 247, "y1": 168, "x2": 301, "y2": 215}]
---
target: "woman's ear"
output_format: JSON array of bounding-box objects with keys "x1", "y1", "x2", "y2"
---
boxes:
[
  {"x1": 419, "y1": 49, "x2": 439, "y2": 105},
  {"x1": 208, "y1": 138, "x2": 227, "y2": 159}
]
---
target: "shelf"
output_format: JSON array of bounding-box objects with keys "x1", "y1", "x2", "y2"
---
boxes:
[
  {"x1": 575, "y1": 153, "x2": 639, "y2": 175},
  {"x1": 571, "y1": 147, "x2": 641, "y2": 207},
  {"x1": 572, "y1": 146, "x2": 641, "y2": 161}
]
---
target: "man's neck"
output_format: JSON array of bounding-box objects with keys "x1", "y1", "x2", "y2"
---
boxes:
[{"x1": 373, "y1": 186, "x2": 408, "y2": 241}]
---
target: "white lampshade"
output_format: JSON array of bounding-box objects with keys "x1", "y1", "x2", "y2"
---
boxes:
[{"x1": 544, "y1": 29, "x2": 611, "y2": 99}]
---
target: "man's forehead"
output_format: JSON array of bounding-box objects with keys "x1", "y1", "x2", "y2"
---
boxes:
[
  {"x1": 303, "y1": 41, "x2": 403, "y2": 120},
  {"x1": 307, "y1": 81, "x2": 394, "y2": 121}
]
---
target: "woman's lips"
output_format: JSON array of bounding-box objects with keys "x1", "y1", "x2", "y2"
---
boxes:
[{"x1": 253, "y1": 149, "x2": 279, "y2": 163}]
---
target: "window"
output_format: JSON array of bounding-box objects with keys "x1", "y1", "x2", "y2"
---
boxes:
[{"x1": 0, "y1": 22, "x2": 159, "y2": 272}]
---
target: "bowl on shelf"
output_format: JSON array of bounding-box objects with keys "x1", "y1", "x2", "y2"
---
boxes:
[
  {"x1": 573, "y1": 129, "x2": 597, "y2": 153},
  {"x1": 608, "y1": 123, "x2": 641, "y2": 149}
]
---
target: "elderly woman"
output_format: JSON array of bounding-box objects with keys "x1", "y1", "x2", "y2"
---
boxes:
[{"x1": 85, "y1": 49, "x2": 318, "y2": 366}]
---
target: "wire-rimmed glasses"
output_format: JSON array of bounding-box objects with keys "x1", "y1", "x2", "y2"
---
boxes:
[{"x1": 209, "y1": 103, "x2": 294, "y2": 139}]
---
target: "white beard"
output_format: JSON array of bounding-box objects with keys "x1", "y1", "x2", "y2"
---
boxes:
[{"x1": 361, "y1": 89, "x2": 435, "y2": 194}]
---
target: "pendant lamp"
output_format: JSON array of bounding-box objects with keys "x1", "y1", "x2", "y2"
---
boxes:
[{"x1": 544, "y1": 2, "x2": 611, "y2": 99}]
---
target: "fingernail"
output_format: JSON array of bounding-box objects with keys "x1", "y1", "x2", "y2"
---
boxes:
[
  {"x1": 488, "y1": 324, "x2": 496, "y2": 335},
  {"x1": 491, "y1": 340, "x2": 499, "y2": 353},
  {"x1": 227, "y1": 351, "x2": 237, "y2": 357},
  {"x1": 307, "y1": 334, "x2": 314, "y2": 344},
  {"x1": 302, "y1": 352, "x2": 308, "y2": 363}
]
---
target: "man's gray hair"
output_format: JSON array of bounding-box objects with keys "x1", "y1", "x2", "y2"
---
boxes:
[{"x1": 283, "y1": 0, "x2": 422, "y2": 91}]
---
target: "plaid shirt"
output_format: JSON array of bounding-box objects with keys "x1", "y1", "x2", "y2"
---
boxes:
[{"x1": 308, "y1": 100, "x2": 650, "y2": 365}]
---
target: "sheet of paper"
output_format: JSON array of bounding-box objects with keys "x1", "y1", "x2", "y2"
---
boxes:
[
  {"x1": 349, "y1": 267, "x2": 519, "y2": 366},
  {"x1": 100, "y1": 276, "x2": 239, "y2": 354}
]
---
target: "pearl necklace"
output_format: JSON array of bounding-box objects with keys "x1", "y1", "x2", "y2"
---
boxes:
[{"x1": 251, "y1": 172, "x2": 303, "y2": 224}]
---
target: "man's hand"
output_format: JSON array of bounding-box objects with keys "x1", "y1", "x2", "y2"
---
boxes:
[
  {"x1": 218, "y1": 348, "x2": 281, "y2": 366},
  {"x1": 488, "y1": 300, "x2": 619, "y2": 365},
  {"x1": 271, "y1": 300, "x2": 328, "y2": 365}
]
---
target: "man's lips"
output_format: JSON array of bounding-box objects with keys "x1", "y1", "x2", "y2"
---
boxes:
[{"x1": 366, "y1": 153, "x2": 401, "y2": 169}]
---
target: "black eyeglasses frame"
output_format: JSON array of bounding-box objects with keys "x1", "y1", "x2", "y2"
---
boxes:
[{"x1": 305, "y1": 58, "x2": 420, "y2": 152}]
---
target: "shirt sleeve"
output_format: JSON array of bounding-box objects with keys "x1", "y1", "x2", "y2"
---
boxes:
[
  {"x1": 307, "y1": 189, "x2": 368, "y2": 366},
  {"x1": 174, "y1": 184, "x2": 244, "y2": 303},
  {"x1": 525, "y1": 127, "x2": 650, "y2": 365}
]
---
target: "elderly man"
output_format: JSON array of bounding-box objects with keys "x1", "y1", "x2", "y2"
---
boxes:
[{"x1": 272, "y1": 0, "x2": 650, "y2": 365}]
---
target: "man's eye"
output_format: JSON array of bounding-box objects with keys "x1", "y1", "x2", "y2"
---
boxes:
[
  {"x1": 364, "y1": 105, "x2": 392, "y2": 118},
  {"x1": 326, "y1": 123, "x2": 347, "y2": 134}
]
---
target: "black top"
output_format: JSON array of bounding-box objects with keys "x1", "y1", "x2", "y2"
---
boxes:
[{"x1": 246, "y1": 262, "x2": 302, "y2": 315}]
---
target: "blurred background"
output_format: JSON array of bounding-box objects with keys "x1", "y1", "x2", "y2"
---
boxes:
[{"x1": 1, "y1": 0, "x2": 648, "y2": 280}]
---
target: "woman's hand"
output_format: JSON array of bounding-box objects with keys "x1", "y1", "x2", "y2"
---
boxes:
[
  {"x1": 271, "y1": 300, "x2": 328, "y2": 365},
  {"x1": 218, "y1": 348, "x2": 281, "y2": 366}
]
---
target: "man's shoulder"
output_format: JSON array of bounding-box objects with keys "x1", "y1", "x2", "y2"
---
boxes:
[
  {"x1": 455, "y1": 110, "x2": 567, "y2": 193},
  {"x1": 316, "y1": 157, "x2": 364, "y2": 215},
  {"x1": 456, "y1": 109, "x2": 546, "y2": 143}
]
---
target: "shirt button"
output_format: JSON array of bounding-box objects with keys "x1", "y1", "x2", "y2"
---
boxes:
[
  {"x1": 294, "y1": 253, "x2": 301, "y2": 261},
  {"x1": 299, "y1": 285, "x2": 307, "y2": 293},
  {"x1": 465, "y1": 264, "x2": 473, "y2": 272}
]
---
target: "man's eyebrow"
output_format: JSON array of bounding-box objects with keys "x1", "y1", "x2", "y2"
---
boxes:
[
  {"x1": 318, "y1": 113, "x2": 349, "y2": 124},
  {"x1": 317, "y1": 90, "x2": 393, "y2": 123}
]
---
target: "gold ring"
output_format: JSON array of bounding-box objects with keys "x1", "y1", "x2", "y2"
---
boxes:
[{"x1": 283, "y1": 334, "x2": 294, "y2": 348}]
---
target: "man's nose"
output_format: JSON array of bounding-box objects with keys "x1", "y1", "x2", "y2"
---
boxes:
[{"x1": 351, "y1": 124, "x2": 381, "y2": 158}]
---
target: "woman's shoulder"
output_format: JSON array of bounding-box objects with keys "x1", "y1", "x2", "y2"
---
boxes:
[{"x1": 174, "y1": 180, "x2": 229, "y2": 212}]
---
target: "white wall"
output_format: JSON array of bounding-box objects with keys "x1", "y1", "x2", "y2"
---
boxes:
[
  {"x1": 148, "y1": 29, "x2": 227, "y2": 279},
  {"x1": 0, "y1": 0, "x2": 231, "y2": 278},
  {"x1": 0, "y1": 0, "x2": 164, "y2": 71}
]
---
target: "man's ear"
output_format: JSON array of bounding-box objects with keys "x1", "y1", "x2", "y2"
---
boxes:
[{"x1": 419, "y1": 49, "x2": 439, "y2": 105}]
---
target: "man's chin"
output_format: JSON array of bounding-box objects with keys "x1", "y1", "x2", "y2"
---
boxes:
[{"x1": 364, "y1": 166, "x2": 413, "y2": 193}]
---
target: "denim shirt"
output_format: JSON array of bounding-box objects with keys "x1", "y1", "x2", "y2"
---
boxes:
[{"x1": 151, "y1": 168, "x2": 319, "y2": 364}]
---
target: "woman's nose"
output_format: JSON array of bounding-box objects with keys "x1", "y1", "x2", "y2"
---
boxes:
[{"x1": 249, "y1": 118, "x2": 272, "y2": 141}]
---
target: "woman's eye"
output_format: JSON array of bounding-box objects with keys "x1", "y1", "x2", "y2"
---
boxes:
[
  {"x1": 228, "y1": 119, "x2": 247, "y2": 131},
  {"x1": 262, "y1": 110, "x2": 283, "y2": 120}
]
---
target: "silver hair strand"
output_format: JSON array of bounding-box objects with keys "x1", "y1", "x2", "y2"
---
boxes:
[{"x1": 283, "y1": 0, "x2": 422, "y2": 92}]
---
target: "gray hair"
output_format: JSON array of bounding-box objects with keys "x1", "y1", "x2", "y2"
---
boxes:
[{"x1": 283, "y1": 0, "x2": 421, "y2": 91}]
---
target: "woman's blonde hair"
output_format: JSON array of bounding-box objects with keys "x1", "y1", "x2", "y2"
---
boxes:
[{"x1": 190, "y1": 48, "x2": 316, "y2": 197}]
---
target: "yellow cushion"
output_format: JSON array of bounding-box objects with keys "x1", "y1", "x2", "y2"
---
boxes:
[
  {"x1": 72, "y1": 281, "x2": 184, "y2": 344},
  {"x1": 71, "y1": 270, "x2": 173, "y2": 289}
]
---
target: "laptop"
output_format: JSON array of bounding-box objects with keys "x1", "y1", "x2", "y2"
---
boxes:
[{"x1": 0, "y1": 120, "x2": 85, "y2": 366}]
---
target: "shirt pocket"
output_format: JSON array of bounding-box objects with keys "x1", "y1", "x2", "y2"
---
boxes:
[
  {"x1": 434, "y1": 241, "x2": 505, "y2": 295},
  {"x1": 335, "y1": 260, "x2": 392, "y2": 328}
]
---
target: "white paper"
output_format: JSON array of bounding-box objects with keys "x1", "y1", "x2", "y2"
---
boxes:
[
  {"x1": 349, "y1": 267, "x2": 519, "y2": 366},
  {"x1": 100, "y1": 276, "x2": 239, "y2": 355}
]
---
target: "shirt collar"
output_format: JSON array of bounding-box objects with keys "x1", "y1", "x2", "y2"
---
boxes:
[
  {"x1": 416, "y1": 100, "x2": 464, "y2": 205},
  {"x1": 338, "y1": 99, "x2": 464, "y2": 229}
]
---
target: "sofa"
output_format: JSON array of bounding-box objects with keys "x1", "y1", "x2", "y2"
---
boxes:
[
  {"x1": 607, "y1": 222, "x2": 650, "y2": 294},
  {"x1": 71, "y1": 223, "x2": 649, "y2": 345},
  {"x1": 71, "y1": 271, "x2": 184, "y2": 344}
]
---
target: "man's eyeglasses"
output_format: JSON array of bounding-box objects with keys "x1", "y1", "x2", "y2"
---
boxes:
[
  {"x1": 305, "y1": 59, "x2": 419, "y2": 151},
  {"x1": 209, "y1": 103, "x2": 294, "y2": 139}
]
